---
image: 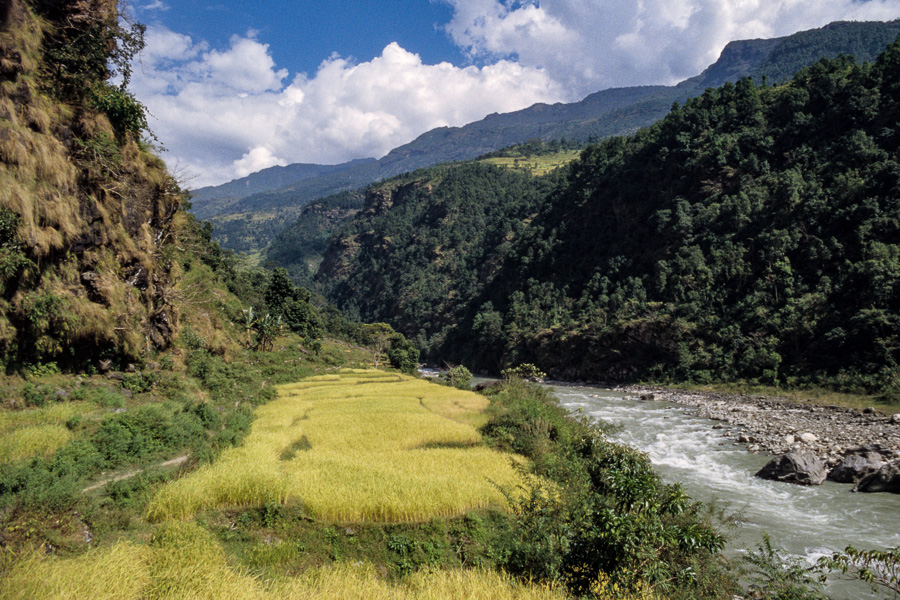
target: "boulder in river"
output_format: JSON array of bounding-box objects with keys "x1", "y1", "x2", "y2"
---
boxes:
[
  {"x1": 829, "y1": 452, "x2": 884, "y2": 483},
  {"x1": 755, "y1": 450, "x2": 827, "y2": 485},
  {"x1": 853, "y1": 460, "x2": 900, "y2": 493}
]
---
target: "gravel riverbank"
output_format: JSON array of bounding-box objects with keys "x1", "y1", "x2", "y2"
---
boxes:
[{"x1": 614, "y1": 386, "x2": 900, "y2": 468}]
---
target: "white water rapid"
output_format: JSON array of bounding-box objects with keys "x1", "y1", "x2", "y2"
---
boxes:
[{"x1": 548, "y1": 384, "x2": 900, "y2": 600}]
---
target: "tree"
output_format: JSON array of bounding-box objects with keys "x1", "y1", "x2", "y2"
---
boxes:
[
  {"x1": 359, "y1": 323, "x2": 395, "y2": 367},
  {"x1": 254, "y1": 313, "x2": 283, "y2": 352},
  {"x1": 387, "y1": 334, "x2": 420, "y2": 374},
  {"x1": 264, "y1": 268, "x2": 321, "y2": 339},
  {"x1": 440, "y1": 365, "x2": 472, "y2": 389}
]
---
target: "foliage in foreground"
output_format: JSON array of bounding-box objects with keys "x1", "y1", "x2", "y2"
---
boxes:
[
  {"x1": 743, "y1": 534, "x2": 900, "y2": 600},
  {"x1": 0, "y1": 520, "x2": 567, "y2": 600},
  {"x1": 818, "y1": 545, "x2": 900, "y2": 597},
  {"x1": 743, "y1": 535, "x2": 829, "y2": 600},
  {"x1": 480, "y1": 378, "x2": 734, "y2": 598}
]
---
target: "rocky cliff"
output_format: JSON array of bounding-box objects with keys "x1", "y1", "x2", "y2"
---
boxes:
[{"x1": 0, "y1": 0, "x2": 184, "y2": 367}]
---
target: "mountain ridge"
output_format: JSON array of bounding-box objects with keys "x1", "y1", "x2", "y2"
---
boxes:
[{"x1": 195, "y1": 19, "x2": 900, "y2": 254}]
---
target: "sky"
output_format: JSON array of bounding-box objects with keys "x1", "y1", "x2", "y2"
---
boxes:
[{"x1": 127, "y1": 0, "x2": 900, "y2": 188}]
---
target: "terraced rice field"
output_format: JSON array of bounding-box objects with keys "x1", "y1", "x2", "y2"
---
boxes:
[
  {"x1": 147, "y1": 370, "x2": 523, "y2": 522},
  {"x1": 0, "y1": 521, "x2": 565, "y2": 600},
  {"x1": 0, "y1": 401, "x2": 92, "y2": 465}
]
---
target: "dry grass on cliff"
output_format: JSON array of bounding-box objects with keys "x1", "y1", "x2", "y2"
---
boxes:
[{"x1": 146, "y1": 370, "x2": 522, "y2": 522}]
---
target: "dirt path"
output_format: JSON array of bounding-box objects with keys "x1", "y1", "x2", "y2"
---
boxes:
[{"x1": 81, "y1": 454, "x2": 189, "y2": 493}]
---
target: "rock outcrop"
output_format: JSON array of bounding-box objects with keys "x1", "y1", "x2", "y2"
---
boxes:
[
  {"x1": 0, "y1": 0, "x2": 183, "y2": 365},
  {"x1": 755, "y1": 450, "x2": 828, "y2": 486},
  {"x1": 854, "y1": 460, "x2": 900, "y2": 493},
  {"x1": 620, "y1": 386, "x2": 900, "y2": 492}
]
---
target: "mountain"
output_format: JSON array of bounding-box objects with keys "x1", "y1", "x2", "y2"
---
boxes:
[
  {"x1": 197, "y1": 20, "x2": 900, "y2": 256},
  {"x1": 314, "y1": 41, "x2": 900, "y2": 391},
  {"x1": 189, "y1": 158, "x2": 375, "y2": 216}
]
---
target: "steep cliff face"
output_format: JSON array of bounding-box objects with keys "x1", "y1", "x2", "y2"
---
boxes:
[{"x1": 0, "y1": 0, "x2": 183, "y2": 366}]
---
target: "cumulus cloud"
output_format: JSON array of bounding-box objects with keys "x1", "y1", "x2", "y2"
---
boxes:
[
  {"x1": 133, "y1": 1, "x2": 900, "y2": 186},
  {"x1": 443, "y1": 0, "x2": 900, "y2": 97},
  {"x1": 132, "y1": 28, "x2": 563, "y2": 187}
]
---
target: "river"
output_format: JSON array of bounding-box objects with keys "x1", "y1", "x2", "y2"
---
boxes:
[{"x1": 547, "y1": 383, "x2": 900, "y2": 600}]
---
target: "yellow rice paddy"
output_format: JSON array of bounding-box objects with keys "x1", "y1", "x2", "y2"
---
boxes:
[
  {"x1": 0, "y1": 402, "x2": 92, "y2": 465},
  {"x1": 147, "y1": 370, "x2": 523, "y2": 522},
  {"x1": 0, "y1": 521, "x2": 565, "y2": 600}
]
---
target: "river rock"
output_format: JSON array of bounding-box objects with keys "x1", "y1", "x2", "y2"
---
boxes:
[
  {"x1": 829, "y1": 453, "x2": 884, "y2": 483},
  {"x1": 853, "y1": 460, "x2": 900, "y2": 493},
  {"x1": 798, "y1": 432, "x2": 817, "y2": 444},
  {"x1": 756, "y1": 450, "x2": 827, "y2": 485},
  {"x1": 617, "y1": 385, "x2": 900, "y2": 479}
]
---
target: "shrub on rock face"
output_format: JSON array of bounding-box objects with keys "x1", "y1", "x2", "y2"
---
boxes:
[{"x1": 756, "y1": 451, "x2": 827, "y2": 486}]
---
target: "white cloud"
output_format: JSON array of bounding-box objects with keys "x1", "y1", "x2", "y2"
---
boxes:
[
  {"x1": 141, "y1": 0, "x2": 169, "y2": 11},
  {"x1": 132, "y1": 28, "x2": 563, "y2": 187},
  {"x1": 233, "y1": 146, "x2": 287, "y2": 178},
  {"x1": 442, "y1": 0, "x2": 900, "y2": 97},
  {"x1": 134, "y1": 2, "x2": 900, "y2": 187}
]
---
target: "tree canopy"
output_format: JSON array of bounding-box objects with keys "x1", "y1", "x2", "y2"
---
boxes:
[{"x1": 316, "y1": 39, "x2": 900, "y2": 393}]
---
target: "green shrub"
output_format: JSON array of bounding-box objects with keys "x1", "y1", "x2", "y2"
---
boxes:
[
  {"x1": 92, "y1": 404, "x2": 205, "y2": 467},
  {"x1": 122, "y1": 371, "x2": 159, "y2": 394},
  {"x1": 22, "y1": 383, "x2": 51, "y2": 407},
  {"x1": 481, "y1": 379, "x2": 732, "y2": 597},
  {"x1": 190, "y1": 401, "x2": 222, "y2": 430},
  {"x1": 104, "y1": 468, "x2": 169, "y2": 508},
  {"x1": 743, "y1": 535, "x2": 828, "y2": 599},
  {"x1": 440, "y1": 365, "x2": 472, "y2": 390},
  {"x1": 501, "y1": 363, "x2": 546, "y2": 382},
  {"x1": 0, "y1": 440, "x2": 103, "y2": 512},
  {"x1": 90, "y1": 84, "x2": 149, "y2": 138}
]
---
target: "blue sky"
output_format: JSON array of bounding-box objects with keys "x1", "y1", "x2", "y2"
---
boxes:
[
  {"x1": 137, "y1": 1, "x2": 465, "y2": 78},
  {"x1": 129, "y1": 0, "x2": 900, "y2": 187}
]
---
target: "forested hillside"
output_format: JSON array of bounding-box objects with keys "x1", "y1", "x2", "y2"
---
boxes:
[{"x1": 318, "y1": 41, "x2": 900, "y2": 393}]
